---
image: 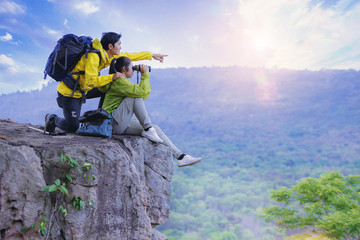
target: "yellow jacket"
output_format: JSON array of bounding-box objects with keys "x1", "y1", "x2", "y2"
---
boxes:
[{"x1": 57, "y1": 38, "x2": 153, "y2": 98}]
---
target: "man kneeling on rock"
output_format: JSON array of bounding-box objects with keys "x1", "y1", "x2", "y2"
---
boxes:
[{"x1": 102, "y1": 56, "x2": 201, "y2": 167}]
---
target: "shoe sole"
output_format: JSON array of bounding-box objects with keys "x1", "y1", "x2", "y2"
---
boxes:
[
  {"x1": 44, "y1": 114, "x2": 51, "y2": 131},
  {"x1": 178, "y1": 159, "x2": 202, "y2": 167},
  {"x1": 44, "y1": 114, "x2": 55, "y2": 133}
]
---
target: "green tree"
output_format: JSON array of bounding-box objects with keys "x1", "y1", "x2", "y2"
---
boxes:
[{"x1": 260, "y1": 171, "x2": 360, "y2": 239}]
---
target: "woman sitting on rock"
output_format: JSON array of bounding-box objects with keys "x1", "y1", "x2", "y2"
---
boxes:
[{"x1": 102, "y1": 56, "x2": 201, "y2": 167}]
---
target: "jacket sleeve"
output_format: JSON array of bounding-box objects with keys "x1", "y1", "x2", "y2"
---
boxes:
[
  {"x1": 83, "y1": 52, "x2": 113, "y2": 91},
  {"x1": 109, "y1": 73, "x2": 151, "y2": 100},
  {"x1": 114, "y1": 51, "x2": 153, "y2": 61}
]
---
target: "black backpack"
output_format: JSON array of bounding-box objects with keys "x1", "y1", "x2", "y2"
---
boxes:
[{"x1": 44, "y1": 34, "x2": 100, "y2": 96}]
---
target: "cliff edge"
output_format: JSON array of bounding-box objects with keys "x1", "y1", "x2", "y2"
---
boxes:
[{"x1": 0, "y1": 119, "x2": 173, "y2": 240}]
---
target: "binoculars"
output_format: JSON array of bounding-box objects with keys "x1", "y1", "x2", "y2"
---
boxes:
[{"x1": 132, "y1": 65, "x2": 151, "y2": 72}]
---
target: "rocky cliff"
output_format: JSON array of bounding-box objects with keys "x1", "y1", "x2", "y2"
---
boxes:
[{"x1": 0, "y1": 119, "x2": 173, "y2": 240}]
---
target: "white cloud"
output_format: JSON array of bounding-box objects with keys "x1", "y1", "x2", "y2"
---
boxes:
[
  {"x1": 135, "y1": 27, "x2": 144, "y2": 33},
  {"x1": 24, "y1": 66, "x2": 37, "y2": 73},
  {"x1": 0, "y1": 54, "x2": 19, "y2": 73},
  {"x1": 74, "y1": 1, "x2": 99, "y2": 15},
  {"x1": 190, "y1": 35, "x2": 199, "y2": 42},
  {"x1": 0, "y1": 0, "x2": 25, "y2": 14},
  {"x1": 0, "y1": 80, "x2": 13, "y2": 89},
  {"x1": 188, "y1": 35, "x2": 203, "y2": 51},
  {"x1": 0, "y1": 54, "x2": 38, "y2": 74},
  {"x1": 0, "y1": 32, "x2": 12, "y2": 41},
  {"x1": 42, "y1": 26, "x2": 61, "y2": 39},
  {"x1": 64, "y1": 18, "x2": 69, "y2": 28},
  {"x1": 47, "y1": 29, "x2": 58, "y2": 35},
  {"x1": 0, "y1": 54, "x2": 15, "y2": 66},
  {"x1": 234, "y1": 0, "x2": 360, "y2": 69}
]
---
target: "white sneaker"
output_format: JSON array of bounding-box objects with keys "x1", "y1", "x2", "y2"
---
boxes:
[
  {"x1": 178, "y1": 155, "x2": 202, "y2": 167},
  {"x1": 141, "y1": 127, "x2": 163, "y2": 143}
]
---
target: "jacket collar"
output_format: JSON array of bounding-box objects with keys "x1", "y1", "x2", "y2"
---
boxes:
[{"x1": 92, "y1": 38, "x2": 110, "y2": 66}]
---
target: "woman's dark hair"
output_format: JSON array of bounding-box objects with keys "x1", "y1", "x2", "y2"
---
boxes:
[
  {"x1": 109, "y1": 56, "x2": 131, "y2": 74},
  {"x1": 100, "y1": 32, "x2": 122, "y2": 50}
]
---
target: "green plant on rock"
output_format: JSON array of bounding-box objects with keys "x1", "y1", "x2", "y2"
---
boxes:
[
  {"x1": 260, "y1": 171, "x2": 360, "y2": 240},
  {"x1": 43, "y1": 178, "x2": 69, "y2": 197},
  {"x1": 22, "y1": 154, "x2": 96, "y2": 239},
  {"x1": 71, "y1": 196, "x2": 85, "y2": 210},
  {"x1": 21, "y1": 213, "x2": 47, "y2": 237}
]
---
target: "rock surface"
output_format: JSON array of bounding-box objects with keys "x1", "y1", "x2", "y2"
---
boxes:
[{"x1": 0, "y1": 119, "x2": 173, "y2": 240}]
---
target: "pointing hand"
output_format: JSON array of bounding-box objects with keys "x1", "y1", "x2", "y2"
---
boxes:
[{"x1": 152, "y1": 53, "x2": 168, "y2": 63}]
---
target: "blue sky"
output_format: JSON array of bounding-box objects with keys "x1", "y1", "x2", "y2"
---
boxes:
[{"x1": 1, "y1": 0, "x2": 360, "y2": 94}]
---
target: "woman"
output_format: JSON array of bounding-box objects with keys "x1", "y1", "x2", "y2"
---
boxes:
[{"x1": 102, "y1": 56, "x2": 201, "y2": 167}]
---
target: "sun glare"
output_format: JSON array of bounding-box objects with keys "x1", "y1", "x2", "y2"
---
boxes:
[
  {"x1": 243, "y1": 28, "x2": 272, "y2": 49},
  {"x1": 254, "y1": 37, "x2": 269, "y2": 51},
  {"x1": 254, "y1": 70, "x2": 278, "y2": 105}
]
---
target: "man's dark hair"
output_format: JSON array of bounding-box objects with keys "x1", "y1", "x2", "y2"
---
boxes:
[
  {"x1": 109, "y1": 56, "x2": 131, "y2": 74},
  {"x1": 101, "y1": 32, "x2": 122, "y2": 50}
]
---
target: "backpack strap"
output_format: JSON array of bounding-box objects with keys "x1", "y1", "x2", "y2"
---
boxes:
[
  {"x1": 62, "y1": 73, "x2": 86, "y2": 102},
  {"x1": 63, "y1": 51, "x2": 102, "y2": 102}
]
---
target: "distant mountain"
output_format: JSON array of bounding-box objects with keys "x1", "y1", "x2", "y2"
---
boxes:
[
  {"x1": 1, "y1": 67, "x2": 360, "y2": 239},
  {"x1": 3, "y1": 67, "x2": 359, "y2": 128}
]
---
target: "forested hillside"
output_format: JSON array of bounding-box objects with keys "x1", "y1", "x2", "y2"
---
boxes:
[{"x1": 1, "y1": 67, "x2": 360, "y2": 239}]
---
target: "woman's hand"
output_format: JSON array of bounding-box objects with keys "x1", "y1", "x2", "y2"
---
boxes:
[
  {"x1": 140, "y1": 64, "x2": 149, "y2": 75},
  {"x1": 152, "y1": 53, "x2": 168, "y2": 63},
  {"x1": 112, "y1": 72, "x2": 124, "y2": 81}
]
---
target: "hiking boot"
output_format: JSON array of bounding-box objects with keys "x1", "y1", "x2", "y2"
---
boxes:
[
  {"x1": 45, "y1": 113, "x2": 57, "y2": 133},
  {"x1": 178, "y1": 155, "x2": 202, "y2": 167},
  {"x1": 141, "y1": 127, "x2": 163, "y2": 143}
]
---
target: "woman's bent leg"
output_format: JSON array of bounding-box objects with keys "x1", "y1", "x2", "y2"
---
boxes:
[
  {"x1": 123, "y1": 120, "x2": 144, "y2": 135},
  {"x1": 133, "y1": 98, "x2": 152, "y2": 130},
  {"x1": 112, "y1": 97, "x2": 153, "y2": 134},
  {"x1": 112, "y1": 98, "x2": 162, "y2": 143},
  {"x1": 111, "y1": 98, "x2": 136, "y2": 134}
]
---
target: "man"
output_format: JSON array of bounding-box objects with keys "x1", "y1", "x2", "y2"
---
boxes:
[{"x1": 45, "y1": 32, "x2": 167, "y2": 133}]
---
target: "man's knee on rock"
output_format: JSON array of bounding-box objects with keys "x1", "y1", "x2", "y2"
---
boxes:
[{"x1": 67, "y1": 123, "x2": 79, "y2": 133}]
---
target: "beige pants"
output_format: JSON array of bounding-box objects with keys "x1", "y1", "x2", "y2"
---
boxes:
[{"x1": 111, "y1": 97, "x2": 182, "y2": 158}]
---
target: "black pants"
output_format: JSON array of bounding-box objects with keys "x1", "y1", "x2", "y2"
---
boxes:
[
  {"x1": 85, "y1": 88, "x2": 105, "y2": 109},
  {"x1": 54, "y1": 89, "x2": 105, "y2": 133}
]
